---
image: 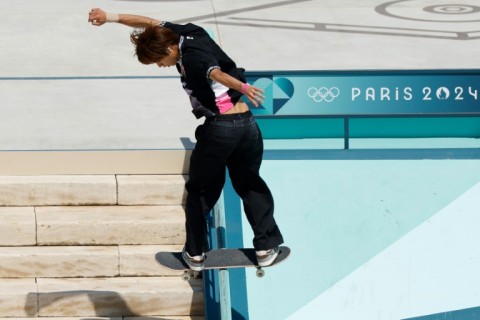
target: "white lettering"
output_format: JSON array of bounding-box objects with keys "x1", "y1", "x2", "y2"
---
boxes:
[
  {"x1": 423, "y1": 87, "x2": 432, "y2": 100},
  {"x1": 404, "y1": 87, "x2": 413, "y2": 101},
  {"x1": 352, "y1": 87, "x2": 414, "y2": 101},
  {"x1": 380, "y1": 88, "x2": 390, "y2": 101},
  {"x1": 468, "y1": 87, "x2": 478, "y2": 100},
  {"x1": 366, "y1": 88, "x2": 375, "y2": 101},
  {"x1": 455, "y1": 87, "x2": 464, "y2": 100},
  {"x1": 352, "y1": 88, "x2": 361, "y2": 101},
  {"x1": 350, "y1": 85, "x2": 477, "y2": 102}
]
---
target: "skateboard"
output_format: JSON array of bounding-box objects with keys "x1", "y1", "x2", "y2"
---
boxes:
[{"x1": 155, "y1": 246, "x2": 291, "y2": 281}]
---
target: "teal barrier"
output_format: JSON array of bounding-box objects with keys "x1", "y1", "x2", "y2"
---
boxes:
[
  {"x1": 246, "y1": 70, "x2": 480, "y2": 148},
  {"x1": 246, "y1": 69, "x2": 480, "y2": 117}
]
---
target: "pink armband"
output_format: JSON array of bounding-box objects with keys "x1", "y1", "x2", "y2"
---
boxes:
[{"x1": 241, "y1": 83, "x2": 250, "y2": 94}]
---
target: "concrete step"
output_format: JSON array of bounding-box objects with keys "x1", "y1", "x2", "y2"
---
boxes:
[
  {"x1": 35, "y1": 206, "x2": 185, "y2": 245},
  {"x1": 0, "y1": 246, "x2": 118, "y2": 278},
  {"x1": 0, "y1": 205, "x2": 185, "y2": 246},
  {"x1": 0, "y1": 277, "x2": 203, "y2": 317},
  {"x1": 117, "y1": 175, "x2": 187, "y2": 205},
  {"x1": 0, "y1": 245, "x2": 184, "y2": 278},
  {"x1": 0, "y1": 174, "x2": 199, "y2": 319},
  {"x1": 0, "y1": 207, "x2": 36, "y2": 246},
  {"x1": 0, "y1": 175, "x2": 186, "y2": 206},
  {"x1": 120, "y1": 245, "x2": 184, "y2": 277},
  {"x1": 0, "y1": 279, "x2": 37, "y2": 317},
  {"x1": 0, "y1": 175, "x2": 117, "y2": 206}
]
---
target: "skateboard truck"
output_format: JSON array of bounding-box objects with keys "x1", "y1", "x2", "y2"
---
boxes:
[
  {"x1": 182, "y1": 270, "x2": 202, "y2": 281},
  {"x1": 183, "y1": 266, "x2": 264, "y2": 281}
]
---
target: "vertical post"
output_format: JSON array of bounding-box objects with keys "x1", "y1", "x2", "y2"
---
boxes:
[
  {"x1": 223, "y1": 173, "x2": 250, "y2": 319},
  {"x1": 344, "y1": 117, "x2": 350, "y2": 150},
  {"x1": 204, "y1": 192, "x2": 232, "y2": 320},
  {"x1": 213, "y1": 194, "x2": 232, "y2": 320},
  {"x1": 204, "y1": 209, "x2": 221, "y2": 320},
  {"x1": 204, "y1": 173, "x2": 249, "y2": 320}
]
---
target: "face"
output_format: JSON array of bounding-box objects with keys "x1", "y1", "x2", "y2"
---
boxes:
[{"x1": 155, "y1": 46, "x2": 178, "y2": 68}]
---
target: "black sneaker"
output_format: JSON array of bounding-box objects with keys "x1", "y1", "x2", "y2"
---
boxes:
[
  {"x1": 182, "y1": 248, "x2": 205, "y2": 271},
  {"x1": 256, "y1": 246, "x2": 279, "y2": 267}
]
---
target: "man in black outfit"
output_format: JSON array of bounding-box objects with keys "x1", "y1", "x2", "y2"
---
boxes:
[{"x1": 89, "y1": 8, "x2": 284, "y2": 271}]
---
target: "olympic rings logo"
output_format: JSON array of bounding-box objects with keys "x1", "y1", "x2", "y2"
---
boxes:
[{"x1": 307, "y1": 87, "x2": 340, "y2": 102}]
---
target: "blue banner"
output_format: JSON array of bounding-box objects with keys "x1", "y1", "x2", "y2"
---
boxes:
[{"x1": 245, "y1": 70, "x2": 480, "y2": 116}]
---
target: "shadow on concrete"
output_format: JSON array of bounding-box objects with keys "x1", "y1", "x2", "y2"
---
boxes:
[{"x1": 25, "y1": 289, "x2": 203, "y2": 319}]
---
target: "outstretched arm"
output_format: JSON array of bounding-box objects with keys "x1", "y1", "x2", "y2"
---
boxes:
[{"x1": 88, "y1": 8, "x2": 161, "y2": 28}]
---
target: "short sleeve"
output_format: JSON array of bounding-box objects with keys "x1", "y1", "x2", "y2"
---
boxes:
[{"x1": 183, "y1": 51, "x2": 220, "y2": 79}]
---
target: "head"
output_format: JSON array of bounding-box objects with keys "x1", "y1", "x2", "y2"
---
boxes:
[{"x1": 130, "y1": 25, "x2": 180, "y2": 68}]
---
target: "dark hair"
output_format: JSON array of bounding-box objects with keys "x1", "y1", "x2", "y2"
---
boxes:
[{"x1": 130, "y1": 25, "x2": 180, "y2": 64}]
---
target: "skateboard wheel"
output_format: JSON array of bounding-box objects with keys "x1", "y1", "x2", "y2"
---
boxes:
[
  {"x1": 256, "y1": 268, "x2": 265, "y2": 278},
  {"x1": 182, "y1": 271, "x2": 191, "y2": 281}
]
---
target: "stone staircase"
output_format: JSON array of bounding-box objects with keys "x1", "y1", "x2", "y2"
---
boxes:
[{"x1": 0, "y1": 175, "x2": 204, "y2": 320}]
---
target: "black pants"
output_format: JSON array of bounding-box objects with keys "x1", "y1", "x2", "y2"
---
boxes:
[{"x1": 184, "y1": 111, "x2": 284, "y2": 256}]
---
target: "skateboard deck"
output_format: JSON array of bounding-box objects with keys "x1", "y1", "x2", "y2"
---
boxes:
[{"x1": 155, "y1": 246, "x2": 290, "y2": 279}]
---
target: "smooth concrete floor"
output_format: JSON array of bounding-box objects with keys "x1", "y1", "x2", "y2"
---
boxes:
[{"x1": 1, "y1": 0, "x2": 479, "y2": 150}]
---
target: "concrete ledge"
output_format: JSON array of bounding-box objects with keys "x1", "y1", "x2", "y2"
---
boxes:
[
  {"x1": 0, "y1": 150, "x2": 191, "y2": 175},
  {"x1": 36, "y1": 277, "x2": 203, "y2": 317},
  {"x1": 0, "y1": 246, "x2": 118, "y2": 278},
  {"x1": 0, "y1": 207, "x2": 36, "y2": 246},
  {"x1": 36, "y1": 206, "x2": 185, "y2": 245},
  {"x1": 120, "y1": 245, "x2": 184, "y2": 277},
  {"x1": 0, "y1": 244, "x2": 191, "y2": 278},
  {"x1": 0, "y1": 175, "x2": 117, "y2": 206},
  {"x1": 117, "y1": 175, "x2": 187, "y2": 205}
]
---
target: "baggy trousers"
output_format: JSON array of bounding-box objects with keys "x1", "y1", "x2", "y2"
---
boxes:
[{"x1": 184, "y1": 111, "x2": 284, "y2": 256}]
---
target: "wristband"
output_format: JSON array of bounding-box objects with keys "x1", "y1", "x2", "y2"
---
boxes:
[
  {"x1": 241, "y1": 83, "x2": 250, "y2": 94},
  {"x1": 106, "y1": 12, "x2": 120, "y2": 22}
]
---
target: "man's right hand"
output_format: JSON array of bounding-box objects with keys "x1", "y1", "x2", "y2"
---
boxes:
[{"x1": 88, "y1": 8, "x2": 107, "y2": 26}]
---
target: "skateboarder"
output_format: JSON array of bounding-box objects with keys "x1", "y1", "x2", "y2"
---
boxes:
[{"x1": 88, "y1": 8, "x2": 284, "y2": 271}]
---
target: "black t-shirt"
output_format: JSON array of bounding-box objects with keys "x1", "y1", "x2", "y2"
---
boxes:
[{"x1": 162, "y1": 22, "x2": 246, "y2": 118}]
